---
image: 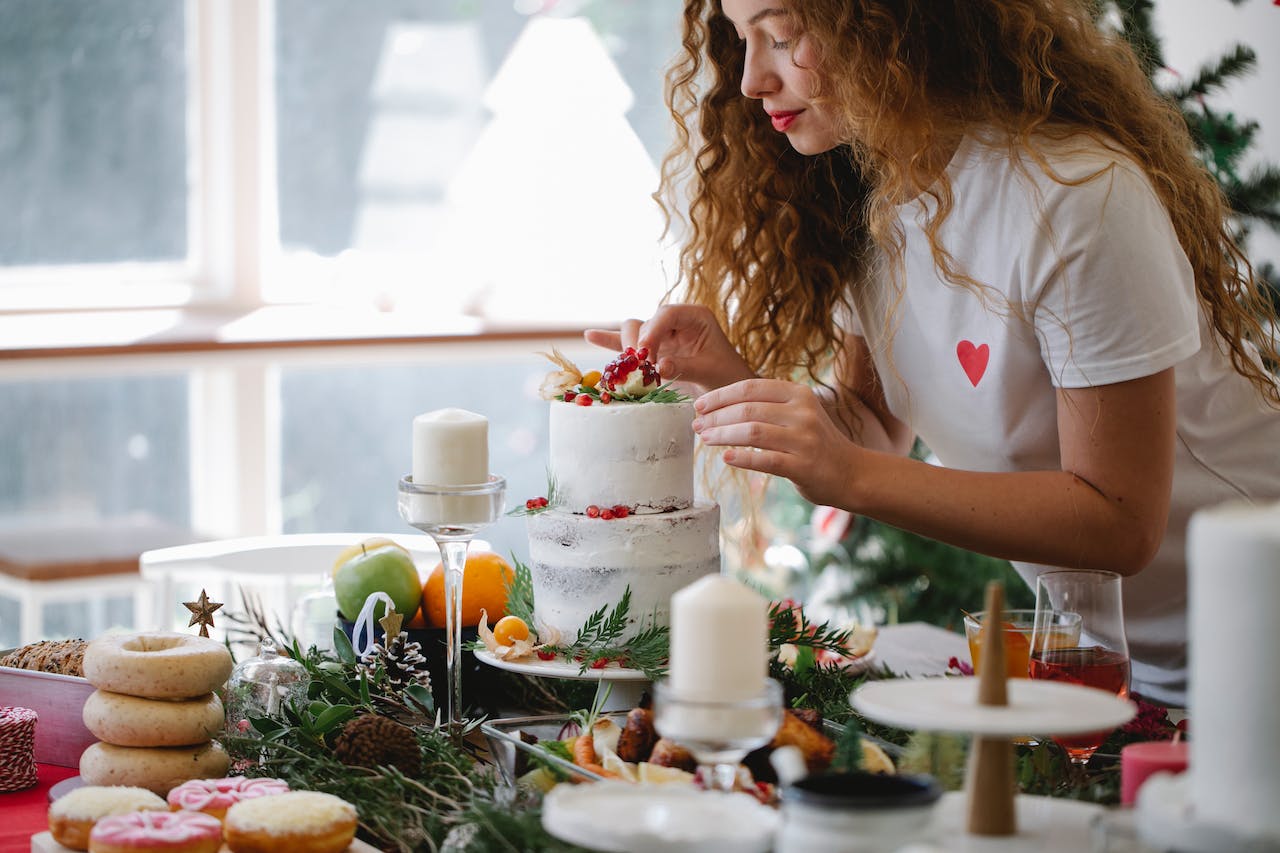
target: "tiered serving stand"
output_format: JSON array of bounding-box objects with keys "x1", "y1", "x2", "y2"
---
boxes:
[{"x1": 850, "y1": 583, "x2": 1137, "y2": 851}]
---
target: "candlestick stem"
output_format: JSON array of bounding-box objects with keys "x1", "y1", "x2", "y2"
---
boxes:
[{"x1": 440, "y1": 538, "x2": 469, "y2": 734}]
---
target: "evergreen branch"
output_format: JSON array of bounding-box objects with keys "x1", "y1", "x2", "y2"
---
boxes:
[
  {"x1": 502, "y1": 557, "x2": 537, "y2": 627},
  {"x1": 768, "y1": 599, "x2": 853, "y2": 655},
  {"x1": 1174, "y1": 44, "x2": 1257, "y2": 101},
  {"x1": 572, "y1": 588, "x2": 632, "y2": 648}
]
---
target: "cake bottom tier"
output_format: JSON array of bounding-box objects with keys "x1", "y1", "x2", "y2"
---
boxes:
[{"x1": 526, "y1": 502, "x2": 721, "y2": 638}]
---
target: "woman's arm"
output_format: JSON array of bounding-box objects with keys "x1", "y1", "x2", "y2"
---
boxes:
[{"x1": 694, "y1": 366, "x2": 1177, "y2": 576}]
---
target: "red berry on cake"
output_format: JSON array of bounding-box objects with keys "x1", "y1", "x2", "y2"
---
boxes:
[
  {"x1": 613, "y1": 505, "x2": 630, "y2": 518},
  {"x1": 637, "y1": 346, "x2": 649, "y2": 360},
  {"x1": 600, "y1": 392, "x2": 612, "y2": 404},
  {"x1": 600, "y1": 508, "x2": 616, "y2": 520},
  {"x1": 575, "y1": 393, "x2": 593, "y2": 406},
  {"x1": 563, "y1": 390, "x2": 577, "y2": 402},
  {"x1": 600, "y1": 348, "x2": 661, "y2": 397},
  {"x1": 586, "y1": 505, "x2": 600, "y2": 518}
]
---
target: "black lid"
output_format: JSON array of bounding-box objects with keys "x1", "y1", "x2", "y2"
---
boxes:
[{"x1": 783, "y1": 772, "x2": 943, "y2": 811}]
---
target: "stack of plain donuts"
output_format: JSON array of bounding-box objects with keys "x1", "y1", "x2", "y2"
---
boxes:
[{"x1": 79, "y1": 632, "x2": 234, "y2": 796}]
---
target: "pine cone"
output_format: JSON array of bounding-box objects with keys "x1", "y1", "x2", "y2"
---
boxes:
[
  {"x1": 360, "y1": 632, "x2": 431, "y2": 692},
  {"x1": 332, "y1": 714, "x2": 421, "y2": 776}
]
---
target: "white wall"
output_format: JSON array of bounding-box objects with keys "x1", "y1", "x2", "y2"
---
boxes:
[{"x1": 1158, "y1": 0, "x2": 1280, "y2": 269}]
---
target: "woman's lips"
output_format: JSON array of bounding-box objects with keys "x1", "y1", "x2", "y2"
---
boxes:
[{"x1": 769, "y1": 110, "x2": 801, "y2": 132}]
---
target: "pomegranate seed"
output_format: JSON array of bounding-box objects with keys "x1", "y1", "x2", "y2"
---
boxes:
[
  {"x1": 600, "y1": 508, "x2": 616, "y2": 520},
  {"x1": 600, "y1": 392, "x2": 612, "y2": 404},
  {"x1": 590, "y1": 657, "x2": 609, "y2": 669},
  {"x1": 536, "y1": 496, "x2": 549, "y2": 507},
  {"x1": 586, "y1": 505, "x2": 600, "y2": 518},
  {"x1": 637, "y1": 346, "x2": 649, "y2": 360},
  {"x1": 536, "y1": 650, "x2": 555, "y2": 661},
  {"x1": 525, "y1": 499, "x2": 537, "y2": 510},
  {"x1": 613, "y1": 505, "x2": 629, "y2": 518},
  {"x1": 625, "y1": 346, "x2": 636, "y2": 356},
  {"x1": 576, "y1": 394, "x2": 592, "y2": 406},
  {"x1": 563, "y1": 390, "x2": 577, "y2": 402}
]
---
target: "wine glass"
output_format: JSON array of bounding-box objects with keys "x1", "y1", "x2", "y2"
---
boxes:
[
  {"x1": 652, "y1": 678, "x2": 784, "y2": 792},
  {"x1": 1029, "y1": 569, "x2": 1130, "y2": 765},
  {"x1": 398, "y1": 474, "x2": 506, "y2": 736}
]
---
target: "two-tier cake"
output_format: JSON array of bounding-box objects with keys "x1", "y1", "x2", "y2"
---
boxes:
[{"x1": 526, "y1": 348, "x2": 721, "y2": 638}]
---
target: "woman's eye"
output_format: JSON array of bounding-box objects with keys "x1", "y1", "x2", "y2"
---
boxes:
[{"x1": 770, "y1": 38, "x2": 790, "y2": 49}]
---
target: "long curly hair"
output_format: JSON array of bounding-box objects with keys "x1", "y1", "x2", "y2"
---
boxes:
[{"x1": 657, "y1": 0, "x2": 1280, "y2": 407}]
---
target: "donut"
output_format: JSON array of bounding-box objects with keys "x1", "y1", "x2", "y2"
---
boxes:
[
  {"x1": 48, "y1": 785, "x2": 167, "y2": 851},
  {"x1": 83, "y1": 690, "x2": 225, "y2": 747},
  {"x1": 83, "y1": 632, "x2": 232, "y2": 700},
  {"x1": 224, "y1": 791, "x2": 358, "y2": 853},
  {"x1": 167, "y1": 777, "x2": 290, "y2": 821},
  {"x1": 88, "y1": 810, "x2": 222, "y2": 853},
  {"x1": 79, "y1": 742, "x2": 231, "y2": 796}
]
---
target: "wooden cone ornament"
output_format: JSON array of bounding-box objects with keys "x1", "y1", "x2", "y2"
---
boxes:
[{"x1": 964, "y1": 581, "x2": 1017, "y2": 836}]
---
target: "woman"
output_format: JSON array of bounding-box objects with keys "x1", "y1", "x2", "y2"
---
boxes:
[{"x1": 588, "y1": 0, "x2": 1280, "y2": 705}]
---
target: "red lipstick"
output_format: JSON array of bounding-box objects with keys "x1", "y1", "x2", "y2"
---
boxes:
[{"x1": 768, "y1": 110, "x2": 801, "y2": 132}]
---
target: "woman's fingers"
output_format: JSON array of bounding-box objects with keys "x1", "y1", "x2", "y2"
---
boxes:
[
  {"x1": 695, "y1": 379, "x2": 801, "y2": 415},
  {"x1": 583, "y1": 328, "x2": 622, "y2": 351}
]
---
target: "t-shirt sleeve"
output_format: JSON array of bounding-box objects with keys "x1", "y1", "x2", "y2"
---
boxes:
[{"x1": 1026, "y1": 161, "x2": 1200, "y2": 388}]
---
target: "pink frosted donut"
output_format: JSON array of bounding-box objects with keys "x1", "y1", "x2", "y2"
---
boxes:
[
  {"x1": 167, "y1": 777, "x2": 290, "y2": 820},
  {"x1": 88, "y1": 810, "x2": 222, "y2": 853}
]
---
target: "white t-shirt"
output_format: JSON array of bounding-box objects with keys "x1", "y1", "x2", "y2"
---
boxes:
[{"x1": 849, "y1": 132, "x2": 1280, "y2": 705}]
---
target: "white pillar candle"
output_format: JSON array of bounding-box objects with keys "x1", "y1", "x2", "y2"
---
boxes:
[
  {"x1": 669, "y1": 574, "x2": 768, "y2": 702},
  {"x1": 1187, "y1": 500, "x2": 1280, "y2": 841},
  {"x1": 412, "y1": 408, "x2": 489, "y2": 487}
]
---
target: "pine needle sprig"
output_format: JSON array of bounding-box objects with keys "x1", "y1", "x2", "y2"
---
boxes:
[
  {"x1": 572, "y1": 588, "x2": 632, "y2": 648},
  {"x1": 502, "y1": 557, "x2": 537, "y2": 627},
  {"x1": 768, "y1": 600, "x2": 854, "y2": 655}
]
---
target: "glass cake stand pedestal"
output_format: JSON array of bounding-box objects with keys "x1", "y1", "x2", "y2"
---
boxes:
[
  {"x1": 851, "y1": 677, "x2": 1137, "y2": 852},
  {"x1": 473, "y1": 649, "x2": 652, "y2": 711}
]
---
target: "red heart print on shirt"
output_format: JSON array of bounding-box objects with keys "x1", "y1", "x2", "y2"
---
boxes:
[{"x1": 956, "y1": 340, "x2": 990, "y2": 387}]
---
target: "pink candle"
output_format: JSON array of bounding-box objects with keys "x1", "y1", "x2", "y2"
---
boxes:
[{"x1": 1121, "y1": 740, "x2": 1189, "y2": 806}]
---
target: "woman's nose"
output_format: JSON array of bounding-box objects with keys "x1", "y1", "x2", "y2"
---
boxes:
[{"x1": 740, "y1": 48, "x2": 776, "y2": 99}]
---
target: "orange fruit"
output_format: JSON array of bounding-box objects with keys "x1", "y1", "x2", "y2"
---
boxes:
[
  {"x1": 420, "y1": 551, "x2": 515, "y2": 629},
  {"x1": 493, "y1": 615, "x2": 530, "y2": 646}
]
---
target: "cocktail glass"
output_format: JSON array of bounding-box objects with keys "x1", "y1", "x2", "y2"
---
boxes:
[
  {"x1": 652, "y1": 678, "x2": 784, "y2": 793},
  {"x1": 963, "y1": 609, "x2": 1083, "y2": 679},
  {"x1": 1030, "y1": 570, "x2": 1131, "y2": 765},
  {"x1": 398, "y1": 474, "x2": 505, "y2": 736}
]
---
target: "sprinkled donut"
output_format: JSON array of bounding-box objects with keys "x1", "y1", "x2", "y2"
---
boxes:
[
  {"x1": 83, "y1": 632, "x2": 232, "y2": 700},
  {"x1": 88, "y1": 810, "x2": 222, "y2": 853},
  {"x1": 48, "y1": 785, "x2": 167, "y2": 852},
  {"x1": 224, "y1": 791, "x2": 358, "y2": 853},
  {"x1": 167, "y1": 776, "x2": 290, "y2": 821}
]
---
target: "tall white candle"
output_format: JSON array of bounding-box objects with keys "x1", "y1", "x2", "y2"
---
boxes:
[
  {"x1": 1186, "y1": 500, "x2": 1280, "y2": 841},
  {"x1": 669, "y1": 574, "x2": 768, "y2": 702},
  {"x1": 412, "y1": 408, "x2": 489, "y2": 487}
]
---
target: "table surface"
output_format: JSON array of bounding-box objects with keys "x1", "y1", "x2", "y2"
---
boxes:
[{"x1": 1, "y1": 763, "x2": 76, "y2": 853}]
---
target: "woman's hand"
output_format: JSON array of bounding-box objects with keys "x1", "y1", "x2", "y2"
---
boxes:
[
  {"x1": 693, "y1": 378, "x2": 861, "y2": 509},
  {"x1": 584, "y1": 304, "x2": 755, "y2": 394}
]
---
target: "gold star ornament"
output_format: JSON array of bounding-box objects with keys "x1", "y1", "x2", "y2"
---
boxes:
[
  {"x1": 184, "y1": 589, "x2": 223, "y2": 638},
  {"x1": 379, "y1": 609, "x2": 405, "y2": 645}
]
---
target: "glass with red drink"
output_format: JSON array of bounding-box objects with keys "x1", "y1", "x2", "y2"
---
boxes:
[{"x1": 1029, "y1": 569, "x2": 1130, "y2": 765}]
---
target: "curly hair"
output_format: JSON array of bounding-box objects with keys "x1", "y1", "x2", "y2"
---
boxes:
[{"x1": 657, "y1": 0, "x2": 1280, "y2": 406}]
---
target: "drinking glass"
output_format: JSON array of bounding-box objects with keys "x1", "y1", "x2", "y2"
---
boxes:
[
  {"x1": 963, "y1": 608, "x2": 1082, "y2": 679},
  {"x1": 652, "y1": 678, "x2": 784, "y2": 793},
  {"x1": 1030, "y1": 569, "x2": 1130, "y2": 764}
]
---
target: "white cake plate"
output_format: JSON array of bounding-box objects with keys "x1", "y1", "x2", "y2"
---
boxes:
[
  {"x1": 894, "y1": 791, "x2": 1106, "y2": 853},
  {"x1": 542, "y1": 781, "x2": 779, "y2": 853},
  {"x1": 474, "y1": 648, "x2": 651, "y2": 710},
  {"x1": 851, "y1": 677, "x2": 1136, "y2": 737}
]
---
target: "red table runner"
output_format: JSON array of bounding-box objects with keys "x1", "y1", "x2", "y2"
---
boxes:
[{"x1": 0, "y1": 764, "x2": 77, "y2": 853}]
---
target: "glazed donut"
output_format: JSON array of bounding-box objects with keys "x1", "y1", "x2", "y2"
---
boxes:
[
  {"x1": 88, "y1": 810, "x2": 222, "y2": 853},
  {"x1": 224, "y1": 791, "x2": 358, "y2": 853},
  {"x1": 79, "y1": 742, "x2": 231, "y2": 797},
  {"x1": 83, "y1": 632, "x2": 232, "y2": 700},
  {"x1": 48, "y1": 785, "x2": 167, "y2": 851},
  {"x1": 83, "y1": 690, "x2": 225, "y2": 748},
  {"x1": 167, "y1": 776, "x2": 290, "y2": 821}
]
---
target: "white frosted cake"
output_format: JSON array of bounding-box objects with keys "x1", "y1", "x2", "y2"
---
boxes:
[{"x1": 527, "y1": 350, "x2": 721, "y2": 638}]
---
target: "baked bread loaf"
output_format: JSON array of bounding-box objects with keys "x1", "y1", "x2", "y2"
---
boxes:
[{"x1": 1, "y1": 639, "x2": 87, "y2": 676}]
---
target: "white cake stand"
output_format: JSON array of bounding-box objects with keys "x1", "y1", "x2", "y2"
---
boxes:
[
  {"x1": 851, "y1": 677, "x2": 1137, "y2": 852},
  {"x1": 474, "y1": 649, "x2": 652, "y2": 710}
]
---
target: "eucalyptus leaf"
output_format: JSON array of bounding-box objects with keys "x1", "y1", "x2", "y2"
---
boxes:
[
  {"x1": 333, "y1": 626, "x2": 357, "y2": 665},
  {"x1": 313, "y1": 704, "x2": 357, "y2": 734}
]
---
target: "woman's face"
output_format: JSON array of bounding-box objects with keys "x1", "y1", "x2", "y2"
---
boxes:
[{"x1": 721, "y1": 0, "x2": 840, "y2": 155}]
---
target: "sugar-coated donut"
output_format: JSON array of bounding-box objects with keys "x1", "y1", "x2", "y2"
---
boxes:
[
  {"x1": 80, "y1": 741, "x2": 231, "y2": 797},
  {"x1": 48, "y1": 785, "x2": 167, "y2": 851},
  {"x1": 224, "y1": 791, "x2": 358, "y2": 853},
  {"x1": 88, "y1": 810, "x2": 222, "y2": 853},
  {"x1": 83, "y1": 690, "x2": 225, "y2": 747},
  {"x1": 167, "y1": 776, "x2": 290, "y2": 821},
  {"x1": 83, "y1": 632, "x2": 232, "y2": 700}
]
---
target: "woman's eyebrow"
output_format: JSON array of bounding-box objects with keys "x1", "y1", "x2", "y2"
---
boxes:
[{"x1": 748, "y1": 8, "x2": 786, "y2": 25}]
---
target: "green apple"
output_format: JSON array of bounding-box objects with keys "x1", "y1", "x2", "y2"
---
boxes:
[{"x1": 333, "y1": 538, "x2": 422, "y2": 623}]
